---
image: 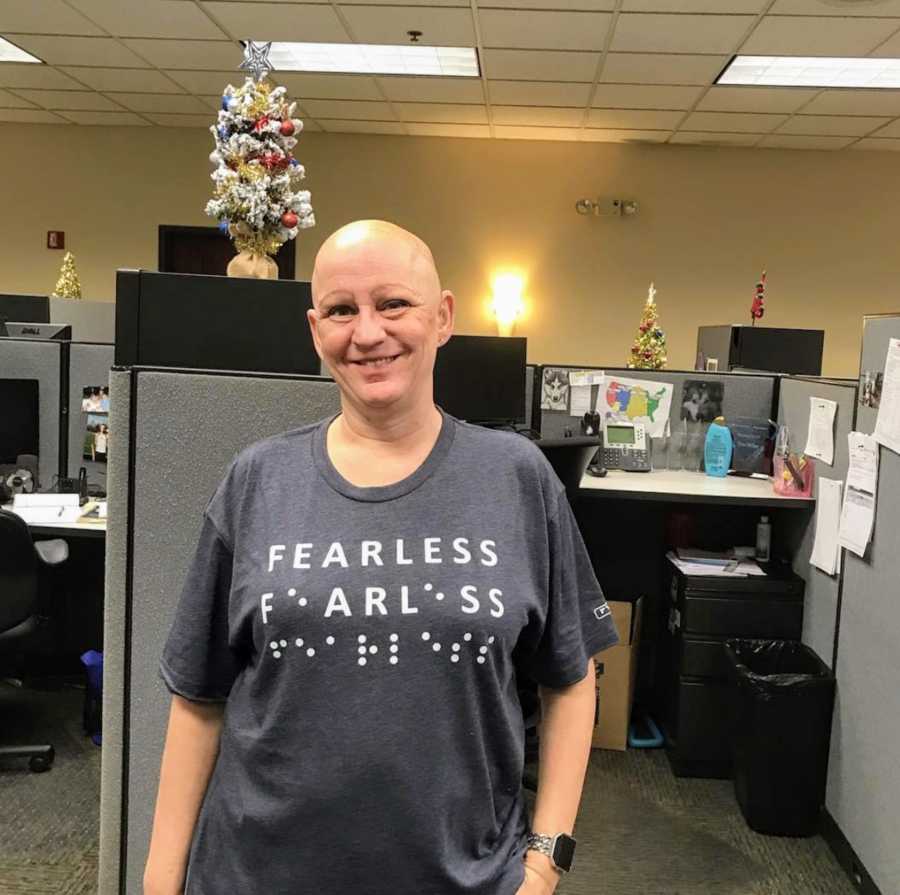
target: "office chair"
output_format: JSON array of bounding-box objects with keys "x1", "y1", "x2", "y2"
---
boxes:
[{"x1": 0, "y1": 508, "x2": 68, "y2": 772}]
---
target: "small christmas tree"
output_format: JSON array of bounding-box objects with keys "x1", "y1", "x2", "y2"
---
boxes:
[
  {"x1": 51, "y1": 251, "x2": 82, "y2": 299},
  {"x1": 627, "y1": 282, "x2": 667, "y2": 370}
]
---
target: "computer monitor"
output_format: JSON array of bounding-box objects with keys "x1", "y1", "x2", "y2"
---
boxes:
[
  {"x1": 433, "y1": 335, "x2": 527, "y2": 425},
  {"x1": 1, "y1": 322, "x2": 71, "y2": 340},
  {"x1": 0, "y1": 379, "x2": 39, "y2": 464}
]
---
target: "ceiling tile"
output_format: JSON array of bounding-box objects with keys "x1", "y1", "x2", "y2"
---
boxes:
[
  {"x1": 274, "y1": 73, "x2": 383, "y2": 101},
  {"x1": 0, "y1": 64, "x2": 84, "y2": 90},
  {"x1": 803, "y1": 89, "x2": 900, "y2": 116},
  {"x1": 588, "y1": 108, "x2": 682, "y2": 128},
  {"x1": 0, "y1": 0, "x2": 103, "y2": 34},
  {"x1": 112, "y1": 92, "x2": 211, "y2": 113},
  {"x1": 339, "y1": 6, "x2": 474, "y2": 46},
  {"x1": 166, "y1": 70, "x2": 248, "y2": 93},
  {"x1": 378, "y1": 75, "x2": 483, "y2": 103},
  {"x1": 0, "y1": 89, "x2": 38, "y2": 109},
  {"x1": 770, "y1": 0, "x2": 900, "y2": 14},
  {"x1": 698, "y1": 86, "x2": 818, "y2": 113},
  {"x1": 395, "y1": 102, "x2": 488, "y2": 123},
  {"x1": 741, "y1": 16, "x2": 898, "y2": 55},
  {"x1": 199, "y1": 94, "x2": 225, "y2": 110},
  {"x1": 671, "y1": 131, "x2": 760, "y2": 145},
  {"x1": 612, "y1": 13, "x2": 754, "y2": 54},
  {"x1": 581, "y1": 127, "x2": 670, "y2": 141},
  {"x1": 851, "y1": 137, "x2": 900, "y2": 151},
  {"x1": 601, "y1": 53, "x2": 727, "y2": 85},
  {"x1": 479, "y1": 0, "x2": 613, "y2": 8},
  {"x1": 776, "y1": 114, "x2": 889, "y2": 137},
  {"x1": 870, "y1": 118, "x2": 900, "y2": 138},
  {"x1": 489, "y1": 80, "x2": 591, "y2": 106},
  {"x1": 300, "y1": 99, "x2": 395, "y2": 119},
  {"x1": 681, "y1": 110, "x2": 787, "y2": 131},
  {"x1": 318, "y1": 119, "x2": 405, "y2": 134},
  {"x1": 406, "y1": 122, "x2": 490, "y2": 137},
  {"x1": 591, "y1": 83, "x2": 703, "y2": 108},
  {"x1": 492, "y1": 105, "x2": 584, "y2": 126},
  {"x1": 0, "y1": 108, "x2": 69, "y2": 123},
  {"x1": 758, "y1": 134, "x2": 856, "y2": 149},
  {"x1": 494, "y1": 124, "x2": 581, "y2": 140},
  {"x1": 68, "y1": 0, "x2": 227, "y2": 38},
  {"x1": 62, "y1": 67, "x2": 184, "y2": 92},
  {"x1": 479, "y1": 10, "x2": 612, "y2": 51},
  {"x1": 202, "y1": 2, "x2": 349, "y2": 42},
  {"x1": 10, "y1": 35, "x2": 151, "y2": 66},
  {"x1": 144, "y1": 112, "x2": 216, "y2": 126},
  {"x1": 869, "y1": 28, "x2": 900, "y2": 56},
  {"x1": 121, "y1": 38, "x2": 240, "y2": 69},
  {"x1": 12, "y1": 89, "x2": 125, "y2": 111},
  {"x1": 623, "y1": 0, "x2": 765, "y2": 9},
  {"x1": 61, "y1": 110, "x2": 151, "y2": 125},
  {"x1": 483, "y1": 49, "x2": 600, "y2": 82}
]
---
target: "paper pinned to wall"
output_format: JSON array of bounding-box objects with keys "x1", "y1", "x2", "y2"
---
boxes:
[
  {"x1": 874, "y1": 338, "x2": 900, "y2": 455},
  {"x1": 599, "y1": 375, "x2": 673, "y2": 438},
  {"x1": 569, "y1": 385, "x2": 592, "y2": 416},
  {"x1": 804, "y1": 397, "x2": 837, "y2": 465},
  {"x1": 568, "y1": 369, "x2": 604, "y2": 387},
  {"x1": 810, "y1": 477, "x2": 843, "y2": 576},
  {"x1": 838, "y1": 432, "x2": 879, "y2": 558}
]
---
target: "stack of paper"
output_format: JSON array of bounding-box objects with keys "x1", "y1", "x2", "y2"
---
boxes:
[
  {"x1": 667, "y1": 552, "x2": 766, "y2": 578},
  {"x1": 839, "y1": 433, "x2": 878, "y2": 558},
  {"x1": 11, "y1": 492, "x2": 82, "y2": 525},
  {"x1": 810, "y1": 478, "x2": 843, "y2": 576}
]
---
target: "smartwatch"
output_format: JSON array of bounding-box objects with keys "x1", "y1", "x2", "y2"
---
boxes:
[{"x1": 525, "y1": 832, "x2": 576, "y2": 873}]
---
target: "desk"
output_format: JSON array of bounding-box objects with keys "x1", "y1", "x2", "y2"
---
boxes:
[
  {"x1": 3, "y1": 502, "x2": 107, "y2": 538},
  {"x1": 580, "y1": 469, "x2": 815, "y2": 509}
]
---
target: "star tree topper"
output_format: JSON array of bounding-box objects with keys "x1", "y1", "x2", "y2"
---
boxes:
[{"x1": 240, "y1": 41, "x2": 274, "y2": 82}]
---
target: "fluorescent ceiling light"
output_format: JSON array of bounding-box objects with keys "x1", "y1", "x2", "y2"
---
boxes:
[
  {"x1": 719, "y1": 55, "x2": 900, "y2": 89},
  {"x1": 266, "y1": 42, "x2": 479, "y2": 77},
  {"x1": 0, "y1": 37, "x2": 42, "y2": 64}
]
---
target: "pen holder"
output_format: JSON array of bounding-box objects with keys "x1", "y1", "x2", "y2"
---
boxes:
[{"x1": 773, "y1": 452, "x2": 814, "y2": 497}]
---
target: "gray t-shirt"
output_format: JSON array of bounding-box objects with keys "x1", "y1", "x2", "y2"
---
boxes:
[{"x1": 160, "y1": 411, "x2": 619, "y2": 895}]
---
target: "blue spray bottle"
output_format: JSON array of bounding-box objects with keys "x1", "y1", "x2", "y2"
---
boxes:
[{"x1": 704, "y1": 416, "x2": 733, "y2": 477}]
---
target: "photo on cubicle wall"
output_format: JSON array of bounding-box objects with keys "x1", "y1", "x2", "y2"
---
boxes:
[
  {"x1": 680, "y1": 379, "x2": 724, "y2": 422},
  {"x1": 859, "y1": 371, "x2": 883, "y2": 409},
  {"x1": 540, "y1": 367, "x2": 570, "y2": 411},
  {"x1": 81, "y1": 386, "x2": 110, "y2": 464}
]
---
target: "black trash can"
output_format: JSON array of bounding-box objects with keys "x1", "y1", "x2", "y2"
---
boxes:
[{"x1": 724, "y1": 639, "x2": 836, "y2": 836}]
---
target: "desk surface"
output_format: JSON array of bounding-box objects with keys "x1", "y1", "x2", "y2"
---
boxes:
[
  {"x1": 3, "y1": 502, "x2": 107, "y2": 537},
  {"x1": 580, "y1": 468, "x2": 815, "y2": 508}
]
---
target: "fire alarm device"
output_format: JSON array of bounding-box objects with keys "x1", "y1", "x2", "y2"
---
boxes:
[{"x1": 47, "y1": 231, "x2": 65, "y2": 249}]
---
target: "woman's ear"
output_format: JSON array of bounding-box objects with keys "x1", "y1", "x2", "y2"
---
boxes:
[{"x1": 437, "y1": 290, "x2": 455, "y2": 346}]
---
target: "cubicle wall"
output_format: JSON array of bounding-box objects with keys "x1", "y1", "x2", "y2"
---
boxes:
[
  {"x1": 51, "y1": 298, "x2": 116, "y2": 343},
  {"x1": 524, "y1": 364, "x2": 536, "y2": 431},
  {"x1": 68, "y1": 342, "x2": 116, "y2": 486},
  {"x1": 535, "y1": 365, "x2": 777, "y2": 439},
  {"x1": 100, "y1": 367, "x2": 341, "y2": 895},
  {"x1": 776, "y1": 377, "x2": 857, "y2": 670},
  {"x1": 0, "y1": 337, "x2": 64, "y2": 487},
  {"x1": 824, "y1": 315, "x2": 900, "y2": 895}
]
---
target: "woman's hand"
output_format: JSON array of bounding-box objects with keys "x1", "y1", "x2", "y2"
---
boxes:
[{"x1": 514, "y1": 863, "x2": 559, "y2": 895}]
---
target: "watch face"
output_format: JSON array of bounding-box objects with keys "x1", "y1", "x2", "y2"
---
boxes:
[{"x1": 552, "y1": 834, "x2": 576, "y2": 872}]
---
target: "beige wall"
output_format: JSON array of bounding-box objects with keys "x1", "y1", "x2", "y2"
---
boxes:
[{"x1": 3, "y1": 122, "x2": 899, "y2": 377}]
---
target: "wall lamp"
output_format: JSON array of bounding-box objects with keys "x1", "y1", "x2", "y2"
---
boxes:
[{"x1": 490, "y1": 272, "x2": 526, "y2": 337}]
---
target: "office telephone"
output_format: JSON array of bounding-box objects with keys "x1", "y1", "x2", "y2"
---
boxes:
[{"x1": 600, "y1": 422, "x2": 651, "y2": 472}]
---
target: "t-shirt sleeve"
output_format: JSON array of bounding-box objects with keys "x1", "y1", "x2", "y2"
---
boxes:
[
  {"x1": 159, "y1": 514, "x2": 240, "y2": 702},
  {"x1": 522, "y1": 489, "x2": 620, "y2": 689}
]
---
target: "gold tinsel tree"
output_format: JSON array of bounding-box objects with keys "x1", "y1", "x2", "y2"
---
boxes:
[
  {"x1": 627, "y1": 282, "x2": 667, "y2": 370},
  {"x1": 51, "y1": 251, "x2": 82, "y2": 299}
]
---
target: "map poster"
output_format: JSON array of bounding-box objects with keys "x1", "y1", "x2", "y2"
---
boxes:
[{"x1": 599, "y1": 376, "x2": 673, "y2": 438}]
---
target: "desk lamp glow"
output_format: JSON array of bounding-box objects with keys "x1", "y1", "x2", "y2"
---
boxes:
[{"x1": 490, "y1": 273, "x2": 525, "y2": 337}]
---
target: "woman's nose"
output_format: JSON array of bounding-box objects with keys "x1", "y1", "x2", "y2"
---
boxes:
[{"x1": 351, "y1": 306, "x2": 387, "y2": 347}]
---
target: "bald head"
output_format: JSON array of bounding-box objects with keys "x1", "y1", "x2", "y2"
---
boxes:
[{"x1": 311, "y1": 220, "x2": 442, "y2": 308}]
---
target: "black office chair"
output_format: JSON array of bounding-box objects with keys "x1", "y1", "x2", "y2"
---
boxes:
[{"x1": 0, "y1": 508, "x2": 68, "y2": 772}]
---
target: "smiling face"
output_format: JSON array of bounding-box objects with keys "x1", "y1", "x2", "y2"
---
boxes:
[{"x1": 308, "y1": 221, "x2": 454, "y2": 418}]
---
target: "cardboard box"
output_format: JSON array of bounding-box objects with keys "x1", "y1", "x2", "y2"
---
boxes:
[{"x1": 591, "y1": 597, "x2": 643, "y2": 751}]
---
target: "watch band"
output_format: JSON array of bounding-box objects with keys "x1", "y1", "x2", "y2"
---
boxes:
[{"x1": 525, "y1": 832, "x2": 576, "y2": 873}]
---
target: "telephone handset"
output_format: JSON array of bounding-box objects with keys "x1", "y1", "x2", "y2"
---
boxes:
[{"x1": 602, "y1": 422, "x2": 651, "y2": 472}]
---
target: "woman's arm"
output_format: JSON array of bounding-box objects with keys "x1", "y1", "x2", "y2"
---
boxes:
[
  {"x1": 523, "y1": 659, "x2": 597, "y2": 892},
  {"x1": 144, "y1": 695, "x2": 225, "y2": 895}
]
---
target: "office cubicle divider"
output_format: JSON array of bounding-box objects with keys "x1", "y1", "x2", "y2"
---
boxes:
[
  {"x1": 0, "y1": 293, "x2": 50, "y2": 325},
  {"x1": 534, "y1": 365, "x2": 778, "y2": 439},
  {"x1": 820, "y1": 314, "x2": 900, "y2": 895},
  {"x1": 99, "y1": 367, "x2": 341, "y2": 895},
  {"x1": 524, "y1": 364, "x2": 536, "y2": 432},
  {"x1": 776, "y1": 376, "x2": 857, "y2": 671},
  {"x1": 51, "y1": 297, "x2": 116, "y2": 343},
  {"x1": 68, "y1": 342, "x2": 116, "y2": 486}
]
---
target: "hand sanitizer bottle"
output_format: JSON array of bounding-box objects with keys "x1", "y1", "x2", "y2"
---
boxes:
[
  {"x1": 704, "y1": 416, "x2": 733, "y2": 477},
  {"x1": 756, "y1": 515, "x2": 771, "y2": 562}
]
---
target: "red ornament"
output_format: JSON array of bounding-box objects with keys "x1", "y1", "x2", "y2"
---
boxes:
[
  {"x1": 280, "y1": 119, "x2": 295, "y2": 136},
  {"x1": 643, "y1": 350, "x2": 653, "y2": 359},
  {"x1": 253, "y1": 114, "x2": 270, "y2": 133},
  {"x1": 281, "y1": 211, "x2": 299, "y2": 228},
  {"x1": 260, "y1": 152, "x2": 289, "y2": 171}
]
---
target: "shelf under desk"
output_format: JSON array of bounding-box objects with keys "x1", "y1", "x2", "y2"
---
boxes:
[{"x1": 579, "y1": 469, "x2": 815, "y2": 508}]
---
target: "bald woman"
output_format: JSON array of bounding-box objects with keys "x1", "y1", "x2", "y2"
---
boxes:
[{"x1": 145, "y1": 221, "x2": 617, "y2": 895}]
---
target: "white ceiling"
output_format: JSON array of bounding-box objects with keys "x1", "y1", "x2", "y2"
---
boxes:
[{"x1": 2, "y1": 0, "x2": 900, "y2": 150}]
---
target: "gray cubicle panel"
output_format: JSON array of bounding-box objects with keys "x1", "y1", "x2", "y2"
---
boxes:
[
  {"x1": 99, "y1": 367, "x2": 341, "y2": 895},
  {"x1": 776, "y1": 377, "x2": 856, "y2": 669},
  {"x1": 68, "y1": 342, "x2": 115, "y2": 484},
  {"x1": 50, "y1": 297, "x2": 116, "y2": 343},
  {"x1": 524, "y1": 364, "x2": 536, "y2": 431},
  {"x1": 824, "y1": 314, "x2": 900, "y2": 895},
  {"x1": 537, "y1": 365, "x2": 777, "y2": 439},
  {"x1": 0, "y1": 336, "x2": 63, "y2": 488}
]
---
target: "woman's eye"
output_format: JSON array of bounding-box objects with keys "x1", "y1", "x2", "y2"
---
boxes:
[
  {"x1": 325, "y1": 305, "x2": 355, "y2": 317},
  {"x1": 381, "y1": 299, "x2": 410, "y2": 312}
]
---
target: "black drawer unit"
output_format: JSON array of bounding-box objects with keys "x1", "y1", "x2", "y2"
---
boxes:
[{"x1": 657, "y1": 558, "x2": 804, "y2": 779}]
